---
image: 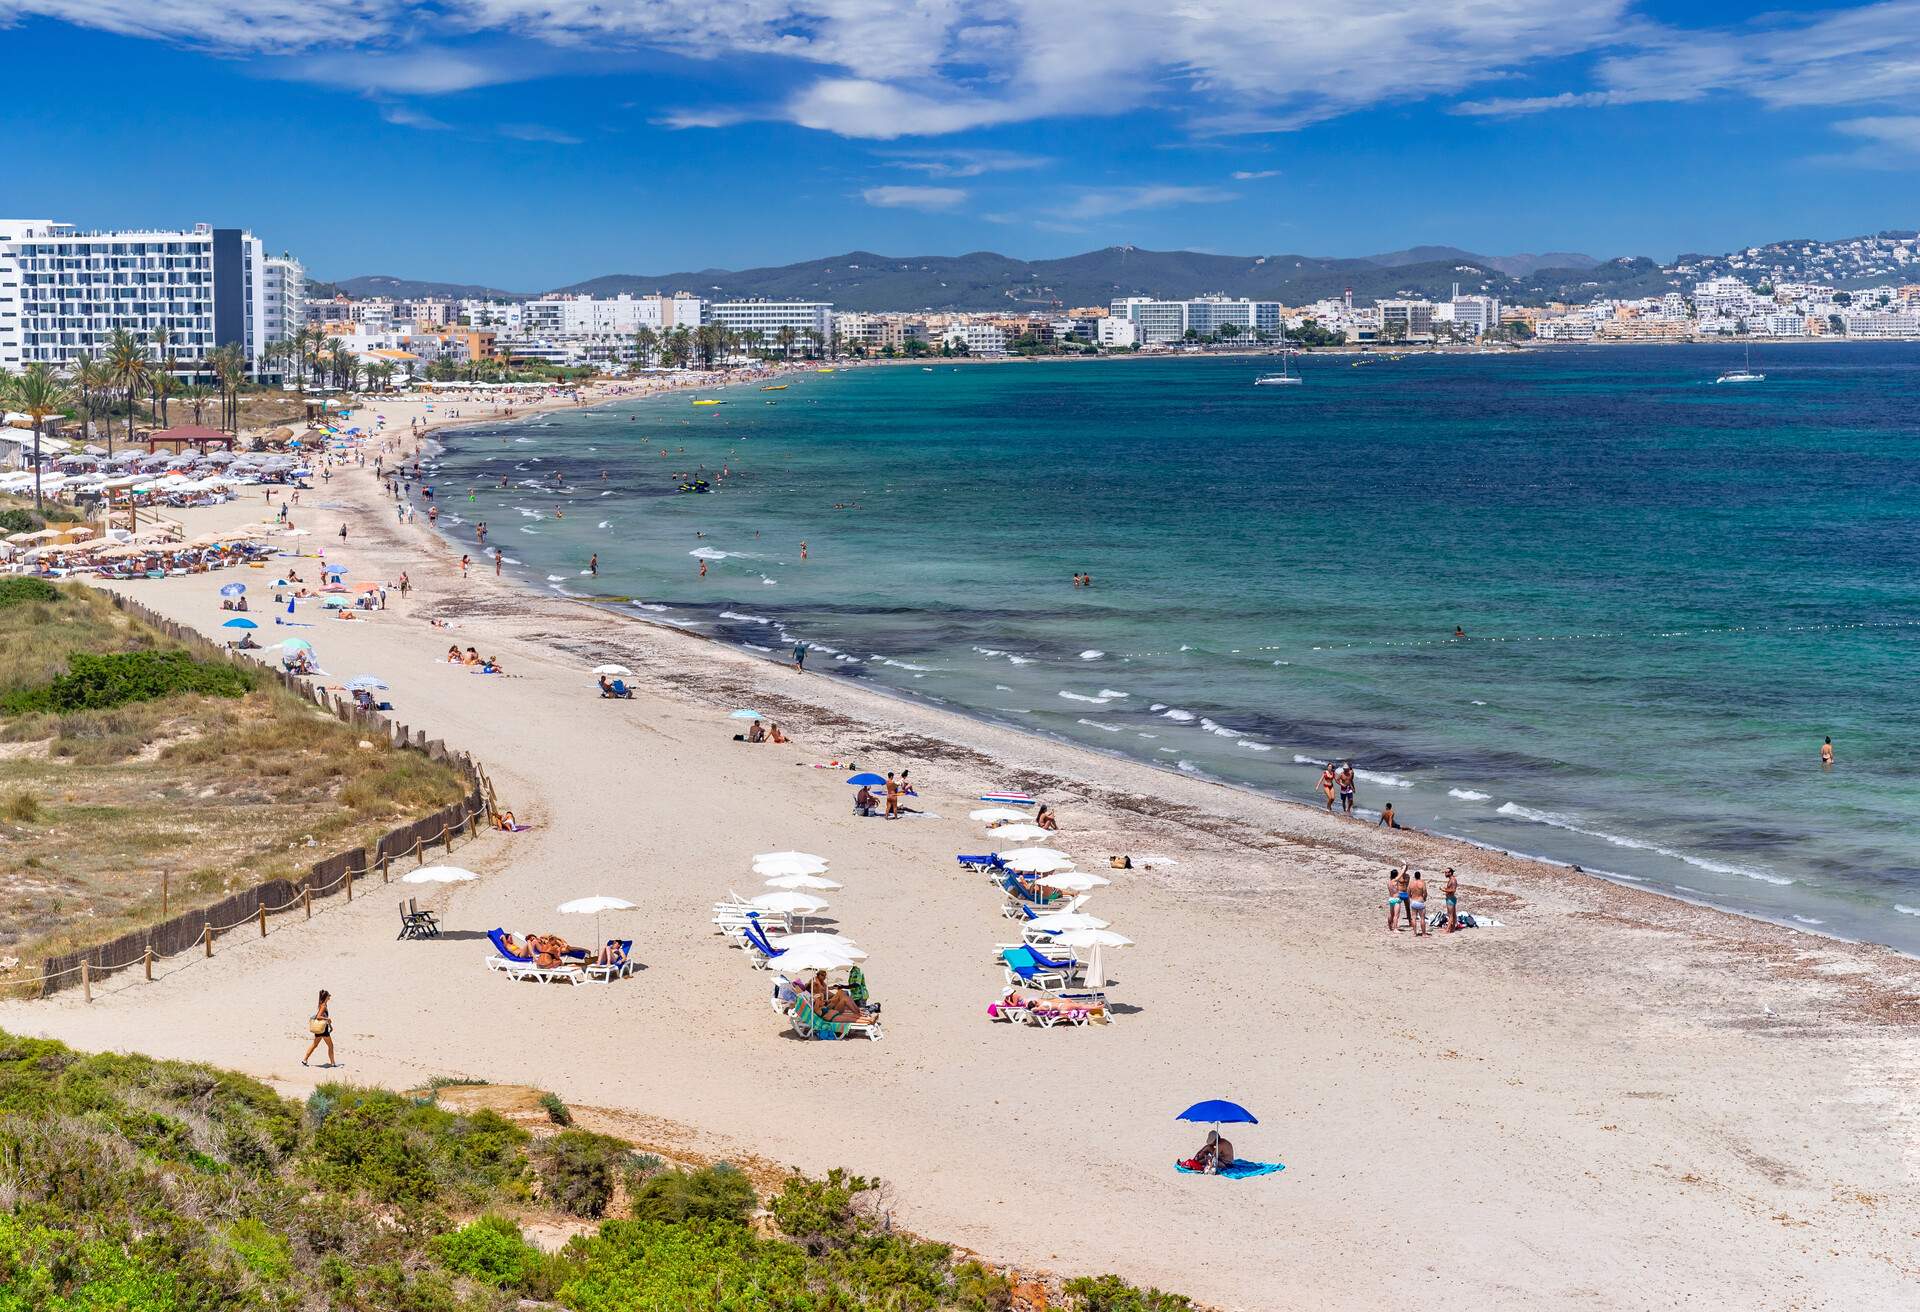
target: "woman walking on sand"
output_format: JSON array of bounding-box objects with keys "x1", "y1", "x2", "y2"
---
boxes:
[{"x1": 302, "y1": 989, "x2": 334, "y2": 1068}]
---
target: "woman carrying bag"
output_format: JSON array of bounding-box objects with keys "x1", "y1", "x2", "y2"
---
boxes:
[{"x1": 301, "y1": 989, "x2": 334, "y2": 1068}]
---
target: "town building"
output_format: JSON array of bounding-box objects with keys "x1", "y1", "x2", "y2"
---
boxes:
[
  {"x1": 261, "y1": 255, "x2": 305, "y2": 347},
  {"x1": 704, "y1": 299, "x2": 832, "y2": 341},
  {"x1": 0, "y1": 218, "x2": 276, "y2": 373}
]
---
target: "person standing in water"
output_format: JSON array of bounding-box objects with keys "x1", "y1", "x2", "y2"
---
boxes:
[
  {"x1": 1319, "y1": 764, "x2": 1337, "y2": 812},
  {"x1": 1337, "y1": 762, "x2": 1356, "y2": 817},
  {"x1": 793, "y1": 640, "x2": 808, "y2": 672},
  {"x1": 589, "y1": 553, "x2": 599, "y2": 577},
  {"x1": 1821, "y1": 736, "x2": 1834, "y2": 768}
]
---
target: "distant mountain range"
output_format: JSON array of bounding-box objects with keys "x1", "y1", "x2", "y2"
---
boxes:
[{"x1": 312, "y1": 230, "x2": 1913, "y2": 312}]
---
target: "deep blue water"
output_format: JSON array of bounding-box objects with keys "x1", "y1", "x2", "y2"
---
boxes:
[{"x1": 423, "y1": 344, "x2": 1920, "y2": 952}]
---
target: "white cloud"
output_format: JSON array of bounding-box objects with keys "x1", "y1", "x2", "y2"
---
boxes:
[
  {"x1": 1071, "y1": 184, "x2": 1239, "y2": 217},
  {"x1": 499, "y1": 122, "x2": 582, "y2": 144},
  {"x1": 881, "y1": 148, "x2": 1053, "y2": 177},
  {"x1": 861, "y1": 185, "x2": 968, "y2": 211},
  {"x1": 1820, "y1": 114, "x2": 1920, "y2": 165},
  {"x1": 14, "y1": 0, "x2": 1920, "y2": 151},
  {"x1": 380, "y1": 104, "x2": 449, "y2": 130},
  {"x1": 1231, "y1": 169, "x2": 1279, "y2": 180}
]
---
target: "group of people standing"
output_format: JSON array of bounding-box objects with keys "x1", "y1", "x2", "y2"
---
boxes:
[{"x1": 1386, "y1": 866, "x2": 1459, "y2": 936}]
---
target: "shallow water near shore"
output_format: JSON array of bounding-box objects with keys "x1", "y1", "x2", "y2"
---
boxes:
[{"x1": 421, "y1": 344, "x2": 1920, "y2": 952}]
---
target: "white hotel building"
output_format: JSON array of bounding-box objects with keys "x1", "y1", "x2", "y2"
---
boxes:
[
  {"x1": 704, "y1": 300, "x2": 833, "y2": 340},
  {"x1": 0, "y1": 219, "x2": 276, "y2": 373},
  {"x1": 262, "y1": 254, "x2": 306, "y2": 346},
  {"x1": 1108, "y1": 296, "x2": 1283, "y2": 345}
]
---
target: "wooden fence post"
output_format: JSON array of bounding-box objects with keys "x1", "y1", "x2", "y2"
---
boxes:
[
  {"x1": 345, "y1": 863, "x2": 353, "y2": 902},
  {"x1": 204, "y1": 924, "x2": 213, "y2": 958},
  {"x1": 258, "y1": 902, "x2": 267, "y2": 937},
  {"x1": 81, "y1": 959, "x2": 91, "y2": 1003},
  {"x1": 161, "y1": 869, "x2": 169, "y2": 918},
  {"x1": 304, "y1": 886, "x2": 312, "y2": 919}
]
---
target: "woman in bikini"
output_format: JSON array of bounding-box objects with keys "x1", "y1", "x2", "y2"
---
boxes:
[
  {"x1": 1319, "y1": 765, "x2": 1338, "y2": 812},
  {"x1": 301, "y1": 989, "x2": 334, "y2": 1067}
]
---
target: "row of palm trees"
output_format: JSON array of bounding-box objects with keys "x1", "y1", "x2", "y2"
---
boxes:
[
  {"x1": 629, "y1": 323, "x2": 837, "y2": 370},
  {"x1": 260, "y1": 325, "x2": 395, "y2": 394}
]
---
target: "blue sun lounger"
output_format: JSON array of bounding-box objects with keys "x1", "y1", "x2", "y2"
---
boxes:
[
  {"x1": 740, "y1": 918, "x2": 785, "y2": 966},
  {"x1": 958, "y1": 853, "x2": 1006, "y2": 872}
]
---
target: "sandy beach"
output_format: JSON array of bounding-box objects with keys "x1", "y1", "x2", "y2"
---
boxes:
[{"x1": 5, "y1": 386, "x2": 1918, "y2": 1311}]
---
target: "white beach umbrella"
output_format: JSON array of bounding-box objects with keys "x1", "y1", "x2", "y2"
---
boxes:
[
  {"x1": 754, "y1": 850, "x2": 827, "y2": 865},
  {"x1": 998, "y1": 846, "x2": 1071, "y2": 864},
  {"x1": 402, "y1": 865, "x2": 478, "y2": 884},
  {"x1": 769, "y1": 931, "x2": 867, "y2": 960},
  {"x1": 999, "y1": 849, "x2": 1075, "y2": 874},
  {"x1": 558, "y1": 896, "x2": 636, "y2": 915},
  {"x1": 1024, "y1": 911, "x2": 1110, "y2": 933},
  {"x1": 765, "y1": 943, "x2": 865, "y2": 974},
  {"x1": 557, "y1": 894, "x2": 637, "y2": 946},
  {"x1": 591, "y1": 664, "x2": 632, "y2": 676},
  {"x1": 988, "y1": 823, "x2": 1049, "y2": 842},
  {"x1": 1051, "y1": 928, "x2": 1131, "y2": 989},
  {"x1": 970, "y1": 807, "x2": 1029, "y2": 823},
  {"x1": 750, "y1": 891, "x2": 828, "y2": 914},
  {"x1": 753, "y1": 855, "x2": 830, "y2": 878},
  {"x1": 728, "y1": 708, "x2": 765, "y2": 720},
  {"x1": 763, "y1": 872, "x2": 842, "y2": 891},
  {"x1": 1034, "y1": 870, "x2": 1111, "y2": 892}
]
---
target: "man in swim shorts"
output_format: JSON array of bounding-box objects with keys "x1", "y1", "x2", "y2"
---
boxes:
[
  {"x1": 1443, "y1": 867, "x2": 1459, "y2": 933},
  {"x1": 1338, "y1": 762, "x2": 1356, "y2": 816},
  {"x1": 1408, "y1": 871, "x2": 1428, "y2": 937},
  {"x1": 1387, "y1": 868, "x2": 1403, "y2": 932}
]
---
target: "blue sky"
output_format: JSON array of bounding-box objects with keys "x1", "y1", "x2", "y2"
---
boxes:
[{"x1": 4, "y1": 1, "x2": 1919, "y2": 288}]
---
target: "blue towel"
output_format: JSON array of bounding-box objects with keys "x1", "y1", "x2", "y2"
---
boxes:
[{"x1": 1174, "y1": 1160, "x2": 1285, "y2": 1179}]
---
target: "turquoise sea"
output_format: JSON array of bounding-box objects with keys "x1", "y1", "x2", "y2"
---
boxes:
[{"x1": 424, "y1": 345, "x2": 1920, "y2": 954}]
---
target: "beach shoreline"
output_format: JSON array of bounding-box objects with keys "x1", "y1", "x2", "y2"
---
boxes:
[{"x1": 4, "y1": 386, "x2": 1917, "y2": 1310}]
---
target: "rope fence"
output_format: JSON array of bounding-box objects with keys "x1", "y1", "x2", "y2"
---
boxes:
[{"x1": 29, "y1": 593, "x2": 509, "y2": 1001}]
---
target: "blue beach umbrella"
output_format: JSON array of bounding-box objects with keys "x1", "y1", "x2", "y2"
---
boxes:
[
  {"x1": 222, "y1": 617, "x2": 258, "y2": 629},
  {"x1": 1176, "y1": 1100, "x2": 1258, "y2": 1126},
  {"x1": 322, "y1": 594, "x2": 351, "y2": 608},
  {"x1": 218, "y1": 582, "x2": 246, "y2": 597},
  {"x1": 346, "y1": 675, "x2": 389, "y2": 692},
  {"x1": 727, "y1": 708, "x2": 764, "y2": 720},
  {"x1": 278, "y1": 637, "x2": 313, "y2": 651},
  {"x1": 846, "y1": 772, "x2": 887, "y2": 787}
]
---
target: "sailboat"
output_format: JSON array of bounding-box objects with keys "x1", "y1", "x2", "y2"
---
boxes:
[
  {"x1": 1254, "y1": 338, "x2": 1303, "y2": 386},
  {"x1": 1715, "y1": 343, "x2": 1765, "y2": 384}
]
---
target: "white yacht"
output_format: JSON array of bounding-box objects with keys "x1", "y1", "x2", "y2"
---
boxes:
[
  {"x1": 1255, "y1": 342, "x2": 1303, "y2": 386},
  {"x1": 1715, "y1": 344, "x2": 1765, "y2": 384}
]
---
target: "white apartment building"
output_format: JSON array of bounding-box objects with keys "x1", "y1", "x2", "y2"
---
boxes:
[
  {"x1": 704, "y1": 299, "x2": 832, "y2": 340},
  {"x1": 943, "y1": 322, "x2": 1006, "y2": 354},
  {"x1": 1096, "y1": 317, "x2": 1137, "y2": 348},
  {"x1": 261, "y1": 254, "x2": 305, "y2": 347},
  {"x1": 1450, "y1": 293, "x2": 1501, "y2": 336},
  {"x1": 1377, "y1": 299, "x2": 1436, "y2": 341},
  {"x1": 1109, "y1": 296, "x2": 1283, "y2": 345},
  {"x1": 1840, "y1": 310, "x2": 1920, "y2": 338},
  {"x1": 0, "y1": 219, "x2": 273, "y2": 373}
]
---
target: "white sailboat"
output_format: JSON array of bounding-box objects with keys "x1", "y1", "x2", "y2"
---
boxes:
[
  {"x1": 1255, "y1": 339, "x2": 1303, "y2": 386},
  {"x1": 1715, "y1": 343, "x2": 1765, "y2": 384}
]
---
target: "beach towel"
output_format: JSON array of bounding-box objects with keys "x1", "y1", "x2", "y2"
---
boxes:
[{"x1": 1175, "y1": 1160, "x2": 1285, "y2": 1179}]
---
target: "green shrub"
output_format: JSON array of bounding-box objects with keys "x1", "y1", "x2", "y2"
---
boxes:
[
  {"x1": 302, "y1": 1085, "x2": 529, "y2": 1208},
  {"x1": 2, "y1": 649, "x2": 253, "y2": 715},
  {"x1": 1064, "y1": 1274, "x2": 1194, "y2": 1311},
  {"x1": 768, "y1": 1167, "x2": 877, "y2": 1255},
  {"x1": 0, "y1": 508, "x2": 42, "y2": 534},
  {"x1": 534, "y1": 1129, "x2": 634, "y2": 1219},
  {"x1": 430, "y1": 1214, "x2": 539, "y2": 1286},
  {"x1": 1, "y1": 791, "x2": 41, "y2": 823},
  {"x1": 0, "y1": 576, "x2": 59, "y2": 607},
  {"x1": 627, "y1": 1163, "x2": 758, "y2": 1226},
  {"x1": 537, "y1": 1090, "x2": 572, "y2": 1126}
]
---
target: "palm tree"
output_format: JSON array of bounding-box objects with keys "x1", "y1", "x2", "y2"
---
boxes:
[
  {"x1": 151, "y1": 326, "x2": 178, "y2": 425},
  {"x1": 70, "y1": 352, "x2": 107, "y2": 448},
  {"x1": 803, "y1": 328, "x2": 824, "y2": 360},
  {"x1": 181, "y1": 383, "x2": 214, "y2": 425},
  {"x1": 738, "y1": 328, "x2": 763, "y2": 361},
  {"x1": 106, "y1": 328, "x2": 149, "y2": 454},
  {"x1": 774, "y1": 326, "x2": 798, "y2": 360},
  {"x1": 632, "y1": 325, "x2": 658, "y2": 370},
  {"x1": 209, "y1": 344, "x2": 245, "y2": 433},
  {"x1": 6, "y1": 364, "x2": 74, "y2": 513}
]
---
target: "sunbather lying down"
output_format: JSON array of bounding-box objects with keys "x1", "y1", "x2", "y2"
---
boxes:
[
  {"x1": 987, "y1": 988, "x2": 1107, "y2": 1023},
  {"x1": 1181, "y1": 1131, "x2": 1235, "y2": 1174}
]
